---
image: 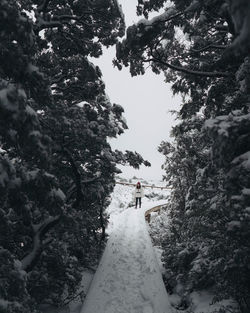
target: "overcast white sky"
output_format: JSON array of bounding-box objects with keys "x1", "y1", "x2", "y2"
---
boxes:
[{"x1": 94, "y1": 0, "x2": 181, "y2": 181}]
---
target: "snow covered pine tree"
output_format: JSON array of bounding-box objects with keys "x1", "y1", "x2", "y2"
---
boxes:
[
  {"x1": 115, "y1": 0, "x2": 250, "y2": 312},
  {"x1": 0, "y1": 1, "x2": 150, "y2": 312}
]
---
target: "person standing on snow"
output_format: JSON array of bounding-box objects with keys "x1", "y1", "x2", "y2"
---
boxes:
[{"x1": 133, "y1": 182, "x2": 144, "y2": 209}]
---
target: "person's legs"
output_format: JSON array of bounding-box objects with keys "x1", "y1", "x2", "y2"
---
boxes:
[
  {"x1": 139, "y1": 197, "x2": 141, "y2": 208},
  {"x1": 135, "y1": 197, "x2": 139, "y2": 208}
]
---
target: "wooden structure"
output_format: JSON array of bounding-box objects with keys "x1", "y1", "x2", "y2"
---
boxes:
[
  {"x1": 115, "y1": 181, "x2": 171, "y2": 190},
  {"x1": 145, "y1": 203, "x2": 167, "y2": 223}
]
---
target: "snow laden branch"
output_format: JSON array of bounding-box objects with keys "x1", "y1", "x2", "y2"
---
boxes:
[
  {"x1": 116, "y1": 0, "x2": 249, "y2": 78},
  {"x1": 141, "y1": 10, "x2": 185, "y2": 29},
  {"x1": 35, "y1": 14, "x2": 95, "y2": 34},
  {"x1": 115, "y1": 4, "x2": 233, "y2": 78},
  {"x1": 21, "y1": 215, "x2": 61, "y2": 272},
  {"x1": 136, "y1": 1, "x2": 201, "y2": 30}
]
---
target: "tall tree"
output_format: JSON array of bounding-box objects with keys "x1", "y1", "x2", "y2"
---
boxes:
[
  {"x1": 115, "y1": 1, "x2": 250, "y2": 312},
  {"x1": 0, "y1": 1, "x2": 150, "y2": 312}
]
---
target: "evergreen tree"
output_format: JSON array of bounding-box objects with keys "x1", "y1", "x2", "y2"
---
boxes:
[
  {"x1": 0, "y1": 1, "x2": 150, "y2": 312},
  {"x1": 115, "y1": 1, "x2": 250, "y2": 311}
]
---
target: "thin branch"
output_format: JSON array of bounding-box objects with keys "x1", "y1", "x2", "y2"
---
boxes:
[
  {"x1": 143, "y1": 56, "x2": 231, "y2": 78},
  {"x1": 55, "y1": 13, "x2": 92, "y2": 20},
  {"x1": 191, "y1": 44, "x2": 228, "y2": 53},
  {"x1": 35, "y1": 17, "x2": 88, "y2": 34},
  {"x1": 82, "y1": 176, "x2": 100, "y2": 184},
  {"x1": 99, "y1": 202, "x2": 106, "y2": 242},
  {"x1": 61, "y1": 147, "x2": 83, "y2": 208},
  {"x1": 66, "y1": 185, "x2": 76, "y2": 203},
  {"x1": 37, "y1": 0, "x2": 51, "y2": 13},
  {"x1": 53, "y1": 14, "x2": 93, "y2": 27},
  {"x1": 35, "y1": 21, "x2": 62, "y2": 34},
  {"x1": 51, "y1": 85, "x2": 84, "y2": 92},
  {"x1": 51, "y1": 73, "x2": 69, "y2": 85}
]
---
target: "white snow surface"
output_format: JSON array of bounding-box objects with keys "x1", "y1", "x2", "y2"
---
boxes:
[{"x1": 80, "y1": 200, "x2": 172, "y2": 313}]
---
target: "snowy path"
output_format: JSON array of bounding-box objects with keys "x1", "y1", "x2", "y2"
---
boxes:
[{"x1": 80, "y1": 205, "x2": 173, "y2": 313}]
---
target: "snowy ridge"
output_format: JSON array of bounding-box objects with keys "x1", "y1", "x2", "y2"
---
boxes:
[{"x1": 80, "y1": 205, "x2": 173, "y2": 313}]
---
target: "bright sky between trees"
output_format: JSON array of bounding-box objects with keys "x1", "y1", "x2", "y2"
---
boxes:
[{"x1": 93, "y1": 0, "x2": 181, "y2": 181}]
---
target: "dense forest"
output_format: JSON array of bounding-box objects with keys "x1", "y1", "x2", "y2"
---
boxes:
[
  {"x1": 0, "y1": 0, "x2": 250, "y2": 313},
  {"x1": 115, "y1": 0, "x2": 250, "y2": 312}
]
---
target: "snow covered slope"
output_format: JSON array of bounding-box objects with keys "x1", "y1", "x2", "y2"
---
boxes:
[{"x1": 80, "y1": 205, "x2": 173, "y2": 313}]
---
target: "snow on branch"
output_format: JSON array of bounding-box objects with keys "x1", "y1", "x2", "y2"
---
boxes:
[
  {"x1": 138, "y1": 9, "x2": 184, "y2": 28},
  {"x1": 21, "y1": 215, "x2": 61, "y2": 272},
  {"x1": 136, "y1": 1, "x2": 202, "y2": 29}
]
